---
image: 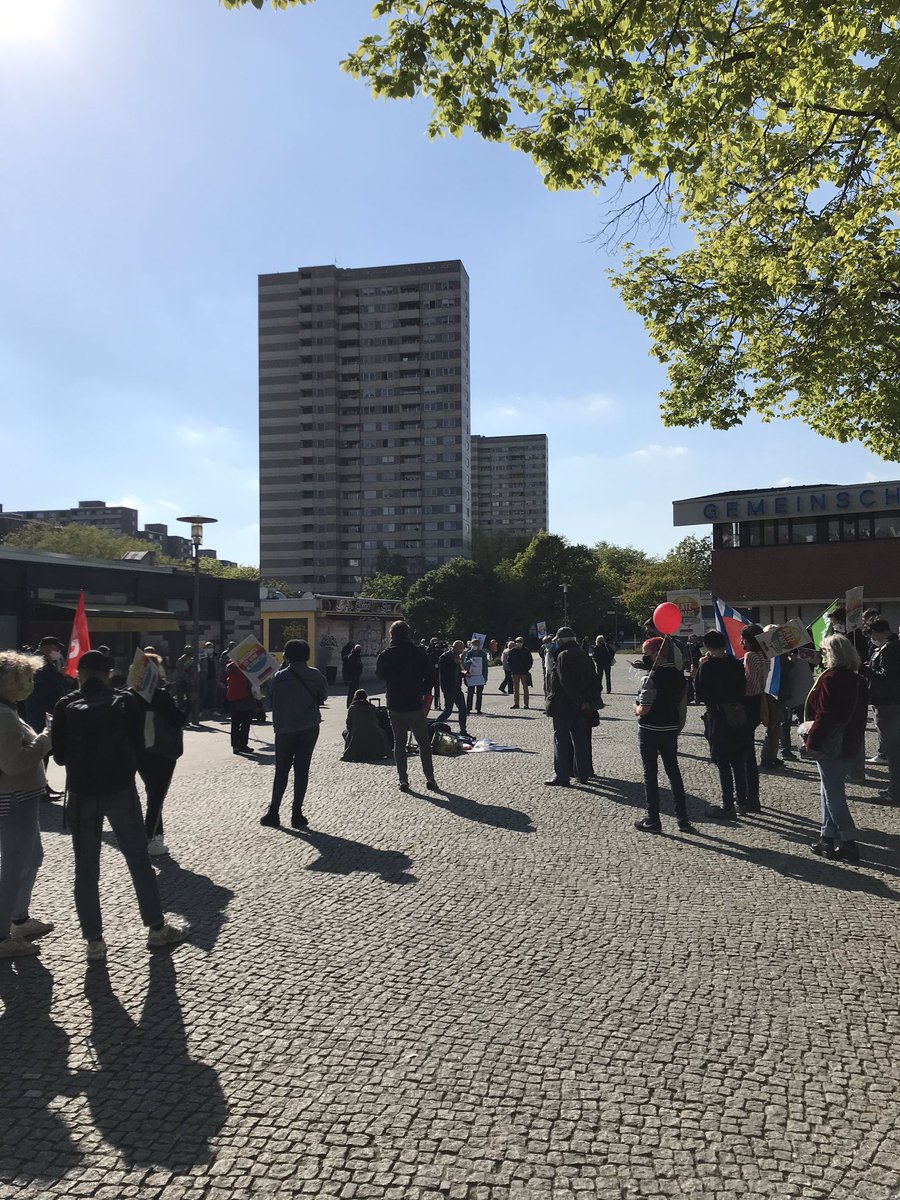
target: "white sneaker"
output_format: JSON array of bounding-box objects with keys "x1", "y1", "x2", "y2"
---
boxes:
[
  {"x1": 0, "y1": 936, "x2": 40, "y2": 959},
  {"x1": 867, "y1": 754, "x2": 887, "y2": 763},
  {"x1": 146, "y1": 921, "x2": 189, "y2": 950},
  {"x1": 85, "y1": 939, "x2": 107, "y2": 963},
  {"x1": 10, "y1": 918, "x2": 54, "y2": 940},
  {"x1": 147, "y1": 836, "x2": 168, "y2": 857}
]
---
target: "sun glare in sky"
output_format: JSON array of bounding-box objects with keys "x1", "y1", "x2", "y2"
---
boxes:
[{"x1": 0, "y1": 0, "x2": 63, "y2": 41}]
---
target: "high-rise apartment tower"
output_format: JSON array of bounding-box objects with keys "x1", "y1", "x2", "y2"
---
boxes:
[
  {"x1": 470, "y1": 434, "x2": 549, "y2": 542},
  {"x1": 259, "y1": 260, "x2": 472, "y2": 594}
]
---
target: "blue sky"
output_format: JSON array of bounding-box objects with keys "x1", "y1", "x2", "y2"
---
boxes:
[{"x1": 1, "y1": 0, "x2": 896, "y2": 567}]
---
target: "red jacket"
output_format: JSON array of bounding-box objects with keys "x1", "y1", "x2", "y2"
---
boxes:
[
  {"x1": 225, "y1": 662, "x2": 250, "y2": 703},
  {"x1": 805, "y1": 667, "x2": 868, "y2": 757}
]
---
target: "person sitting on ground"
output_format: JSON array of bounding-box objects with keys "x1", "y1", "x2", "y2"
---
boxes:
[
  {"x1": 342, "y1": 690, "x2": 392, "y2": 761},
  {"x1": 51, "y1": 650, "x2": 188, "y2": 963},
  {"x1": 696, "y1": 630, "x2": 750, "y2": 820},
  {"x1": 0, "y1": 651, "x2": 56, "y2": 959}
]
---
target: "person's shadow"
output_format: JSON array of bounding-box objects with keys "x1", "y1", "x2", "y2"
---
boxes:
[
  {"x1": 0, "y1": 960, "x2": 82, "y2": 1184},
  {"x1": 78, "y1": 955, "x2": 227, "y2": 1171},
  {"x1": 153, "y1": 855, "x2": 235, "y2": 953},
  {"x1": 287, "y1": 828, "x2": 416, "y2": 885},
  {"x1": 418, "y1": 789, "x2": 535, "y2": 832}
]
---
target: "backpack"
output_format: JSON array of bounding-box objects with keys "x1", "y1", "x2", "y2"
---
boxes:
[{"x1": 65, "y1": 691, "x2": 137, "y2": 795}]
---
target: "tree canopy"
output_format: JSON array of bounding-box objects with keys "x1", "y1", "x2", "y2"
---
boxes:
[{"x1": 221, "y1": 0, "x2": 900, "y2": 457}]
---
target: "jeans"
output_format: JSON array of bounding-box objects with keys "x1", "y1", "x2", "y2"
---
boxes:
[
  {"x1": 230, "y1": 711, "x2": 252, "y2": 752},
  {"x1": 466, "y1": 685, "x2": 484, "y2": 713},
  {"x1": 552, "y1": 712, "x2": 591, "y2": 782},
  {"x1": 388, "y1": 708, "x2": 435, "y2": 785},
  {"x1": 761, "y1": 698, "x2": 784, "y2": 762},
  {"x1": 874, "y1": 705, "x2": 900, "y2": 799},
  {"x1": 781, "y1": 705, "x2": 801, "y2": 753},
  {"x1": 816, "y1": 756, "x2": 857, "y2": 839},
  {"x1": 70, "y1": 785, "x2": 164, "y2": 941},
  {"x1": 512, "y1": 674, "x2": 530, "y2": 707},
  {"x1": 716, "y1": 751, "x2": 749, "y2": 810},
  {"x1": 436, "y1": 686, "x2": 467, "y2": 732},
  {"x1": 201, "y1": 679, "x2": 216, "y2": 712},
  {"x1": 0, "y1": 795, "x2": 43, "y2": 931},
  {"x1": 269, "y1": 727, "x2": 320, "y2": 820},
  {"x1": 136, "y1": 752, "x2": 177, "y2": 839},
  {"x1": 638, "y1": 728, "x2": 687, "y2": 823},
  {"x1": 499, "y1": 670, "x2": 512, "y2": 694}
]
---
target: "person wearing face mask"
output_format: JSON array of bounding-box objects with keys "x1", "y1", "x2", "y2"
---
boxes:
[
  {"x1": 863, "y1": 618, "x2": 900, "y2": 803},
  {"x1": 0, "y1": 651, "x2": 56, "y2": 958}
]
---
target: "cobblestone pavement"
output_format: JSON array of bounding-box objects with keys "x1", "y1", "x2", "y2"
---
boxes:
[{"x1": 2, "y1": 664, "x2": 900, "y2": 1200}]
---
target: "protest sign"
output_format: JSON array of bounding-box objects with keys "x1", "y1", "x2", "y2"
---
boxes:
[
  {"x1": 126, "y1": 648, "x2": 160, "y2": 703},
  {"x1": 755, "y1": 619, "x2": 812, "y2": 658},
  {"x1": 230, "y1": 635, "x2": 279, "y2": 688},
  {"x1": 470, "y1": 632, "x2": 487, "y2": 647},
  {"x1": 536, "y1": 621, "x2": 547, "y2": 638},
  {"x1": 666, "y1": 590, "x2": 704, "y2": 637},
  {"x1": 845, "y1": 585, "x2": 864, "y2": 632}
]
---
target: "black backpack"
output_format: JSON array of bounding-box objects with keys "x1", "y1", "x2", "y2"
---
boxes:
[{"x1": 65, "y1": 691, "x2": 137, "y2": 795}]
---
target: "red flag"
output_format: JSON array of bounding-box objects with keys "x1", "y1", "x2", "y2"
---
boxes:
[{"x1": 65, "y1": 591, "x2": 91, "y2": 678}]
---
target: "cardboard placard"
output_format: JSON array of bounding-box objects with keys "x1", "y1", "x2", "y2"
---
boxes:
[
  {"x1": 755, "y1": 619, "x2": 812, "y2": 658},
  {"x1": 126, "y1": 648, "x2": 160, "y2": 703},
  {"x1": 230, "y1": 635, "x2": 279, "y2": 688}
]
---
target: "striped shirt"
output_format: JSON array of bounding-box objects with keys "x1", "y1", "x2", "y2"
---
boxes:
[
  {"x1": 0, "y1": 786, "x2": 47, "y2": 821},
  {"x1": 743, "y1": 650, "x2": 768, "y2": 697}
]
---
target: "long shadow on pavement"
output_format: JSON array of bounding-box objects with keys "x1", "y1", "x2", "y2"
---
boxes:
[
  {"x1": 0, "y1": 960, "x2": 82, "y2": 1184},
  {"x1": 78, "y1": 955, "x2": 227, "y2": 1172},
  {"x1": 283, "y1": 828, "x2": 416, "y2": 885},
  {"x1": 416, "y1": 789, "x2": 535, "y2": 833},
  {"x1": 153, "y1": 855, "x2": 235, "y2": 953}
]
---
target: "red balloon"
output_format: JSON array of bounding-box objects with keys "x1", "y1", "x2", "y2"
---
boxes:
[{"x1": 653, "y1": 602, "x2": 682, "y2": 636}]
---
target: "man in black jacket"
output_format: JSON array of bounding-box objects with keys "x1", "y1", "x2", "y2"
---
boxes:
[
  {"x1": 52, "y1": 651, "x2": 188, "y2": 963},
  {"x1": 633, "y1": 637, "x2": 694, "y2": 834},
  {"x1": 375, "y1": 622, "x2": 439, "y2": 793},
  {"x1": 864, "y1": 618, "x2": 900, "y2": 802},
  {"x1": 435, "y1": 640, "x2": 468, "y2": 734},
  {"x1": 544, "y1": 627, "x2": 601, "y2": 786},
  {"x1": 507, "y1": 637, "x2": 534, "y2": 709},
  {"x1": 696, "y1": 630, "x2": 751, "y2": 819}
]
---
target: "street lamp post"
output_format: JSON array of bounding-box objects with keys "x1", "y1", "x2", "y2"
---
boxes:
[
  {"x1": 607, "y1": 597, "x2": 620, "y2": 646},
  {"x1": 177, "y1": 515, "x2": 217, "y2": 725},
  {"x1": 560, "y1": 582, "x2": 570, "y2": 627}
]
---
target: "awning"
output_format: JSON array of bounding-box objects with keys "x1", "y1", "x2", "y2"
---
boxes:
[{"x1": 40, "y1": 602, "x2": 181, "y2": 634}]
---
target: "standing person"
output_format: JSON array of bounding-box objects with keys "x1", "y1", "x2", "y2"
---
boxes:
[
  {"x1": 779, "y1": 649, "x2": 814, "y2": 760},
  {"x1": 508, "y1": 637, "x2": 534, "y2": 709},
  {"x1": 740, "y1": 623, "x2": 766, "y2": 812},
  {"x1": 462, "y1": 639, "x2": 488, "y2": 714},
  {"x1": 759, "y1": 625, "x2": 786, "y2": 770},
  {"x1": 342, "y1": 644, "x2": 363, "y2": 708},
  {"x1": 591, "y1": 636, "x2": 615, "y2": 695},
  {"x1": 25, "y1": 636, "x2": 73, "y2": 800},
  {"x1": 863, "y1": 618, "x2": 900, "y2": 803},
  {"x1": 217, "y1": 641, "x2": 235, "y2": 715},
  {"x1": 174, "y1": 647, "x2": 197, "y2": 721},
  {"x1": 427, "y1": 639, "x2": 444, "y2": 707},
  {"x1": 375, "y1": 621, "x2": 439, "y2": 793},
  {"x1": 632, "y1": 638, "x2": 694, "y2": 834},
  {"x1": 684, "y1": 634, "x2": 702, "y2": 703},
  {"x1": 198, "y1": 643, "x2": 217, "y2": 716},
  {"x1": 540, "y1": 636, "x2": 554, "y2": 696},
  {"x1": 803, "y1": 634, "x2": 869, "y2": 861},
  {"x1": 499, "y1": 641, "x2": 514, "y2": 695},
  {"x1": 51, "y1": 651, "x2": 188, "y2": 962},
  {"x1": 544, "y1": 627, "x2": 601, "y2": 786},
  {"x1": 0, "y1": 651, "x2": 55, "y2": 959},
  {"x1": 436, "y1": 640, "x2": 468, "y2": 734},
  {"x1": 132, "y1": 655, "x2": 187, "y2": 857},
  {"x1": 226, "y1": 659, "x2": 254, "y2": 755},
  {"x1": 696, "y1": 630, "x2": 749, "y2": 820},
  {"x1": 260, "y1": 639, "x2": 327, "y2": 829}
]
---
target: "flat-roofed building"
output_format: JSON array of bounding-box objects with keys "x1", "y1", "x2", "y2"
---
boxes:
[
  {"x1": 471, "y1": 433, "x2": 549, "y2": 543},
  {"x1": 259, "y1": 260, "x2": 472, "y2": 594}
]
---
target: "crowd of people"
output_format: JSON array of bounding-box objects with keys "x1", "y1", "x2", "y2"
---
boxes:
[{"x1": 0, "y1": 606, "x2": 896, "y2": 963}]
